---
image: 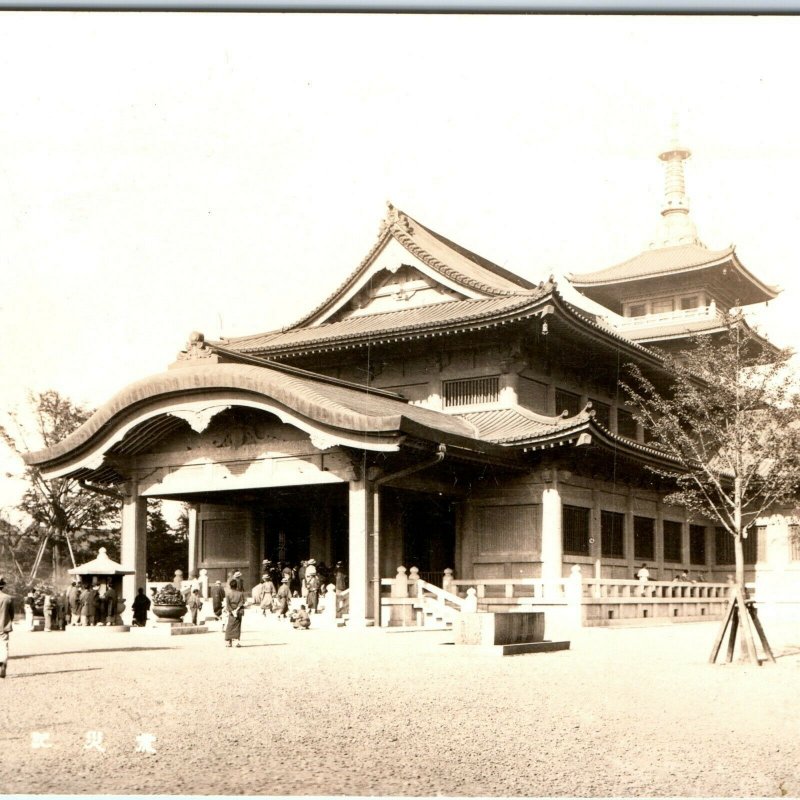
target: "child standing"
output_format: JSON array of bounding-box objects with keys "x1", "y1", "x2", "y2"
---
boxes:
[{"x1": 188, "y1": 589, "x2": 204, "y2": 625}]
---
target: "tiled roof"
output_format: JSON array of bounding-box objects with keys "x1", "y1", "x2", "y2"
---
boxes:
[
  {"x1": 290, "y1": 205, "x2": 538, "y2": 328},
  {"x1": 459, "y1": 404, "x2": 683, "y2": 467},
  {"x1": 459, "y1": 406, "x2": 593, "y2": 445},
  {"x1": 221, "y1": 292, "x2": 549, "y2": 354},
  {"x1": 405, "y1": 214, "x2": 537, "y2": 293},
  {"x1": 24, "y1": 362, "x2": 479, "y2": 469},
  {"x1": 568, "y1": 244, "x2": 736, "y2": 286}
]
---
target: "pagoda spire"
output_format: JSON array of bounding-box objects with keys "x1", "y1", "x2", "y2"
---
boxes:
[{"x1": 649, "y1": 116, "x2": 703, "y2": 249}]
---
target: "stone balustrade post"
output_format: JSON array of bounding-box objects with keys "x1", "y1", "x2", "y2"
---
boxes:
[
  {"x1": 322, "y1": 584, "x2": 337, "y2": 625},
  {"x1": 199, "y1": 568, "x2": 209, "y2": 599},
  {"x1": 391, "y1": 566, "x2": 409, "y2": 598},
  {"x1": 408, "y1": 566, "x2": 420, "y2": 596},
  {"x1": 442, "y1": 568, "x2": 455, "y2": 595},
  {"x1": 389, "y1": 566, "x2": 413, "y2": 627},
  {"x1": 568, "y1": 564, "x2": 584, "y2": 629},
  {"x1": 463, "y1": 587, "x2": 478, "y2": 613}
]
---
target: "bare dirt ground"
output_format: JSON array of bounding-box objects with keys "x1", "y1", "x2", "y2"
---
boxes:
[{"x1": 0, "y1": 613, "x2": 799, "y2": 797}]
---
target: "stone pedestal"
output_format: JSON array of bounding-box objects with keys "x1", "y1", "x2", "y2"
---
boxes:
[
  {"x1": 454, "y1": 611, "x2": 545, "y2": 646},
  {"x1": 453, "y1": 611, "x2": 569, "y2": 656},
  {"x1": 133, "y1": 620, "x2": 208, "y2": 636}
]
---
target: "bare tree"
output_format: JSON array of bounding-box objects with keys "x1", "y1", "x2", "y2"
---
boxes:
[{"x1": 622, "y1": 314, "x2": 800, "y2": 663}]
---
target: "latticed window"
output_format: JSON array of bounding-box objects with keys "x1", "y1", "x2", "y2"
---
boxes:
[
  {"x1": 790, "y1": 525, "x2": 800, "y2": 562},
  {"x1": 518, "y1": 377, "x2": 548, "y2": 414},
  {"x1": 617, "y1": 409, "x2": 638, "y2": 439},
  {"x1": 715, "y1": 527, "x2": 735, "y2": 565},
  {"x1": 555, "y1": 388, "x2": 581, "y2": 417},
  {"x1": 591, "y1": 400, "x2": 611, "y2": 429},
  {"x1": 634, "y1": 516, "x2": 655, "y2": 560},
  {"x1": 690, "y1": 524, "x2": 706, "y2": 565},
  {"x1": 562, "y1": 505, "x2": 590, "y2": 556},
  {"x1": 663, "y1": 520, "x2": 683, "y2": 563},
  {"x1": 601, "y1": 510, "x2": 624, "y2": 558},
  {"x1": 443, "y1": 376, "x2": 499, "y2": 407}
]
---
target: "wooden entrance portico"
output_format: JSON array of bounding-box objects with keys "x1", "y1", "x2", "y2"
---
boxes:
[{"x1": 24, "y1": 345, "x2": 518, "y2": 626}]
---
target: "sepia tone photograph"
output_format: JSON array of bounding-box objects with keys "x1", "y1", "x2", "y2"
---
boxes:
[{"x1": 0, "y1": 12, "x2": 799, "y2": 798}]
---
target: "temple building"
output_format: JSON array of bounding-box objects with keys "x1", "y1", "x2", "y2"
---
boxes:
[{"x1": 24, "y1": 136, "x2": 798, "y2": 626}]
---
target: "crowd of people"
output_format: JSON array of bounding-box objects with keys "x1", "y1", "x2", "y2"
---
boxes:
[
  {"x1": 17, "y1": 580, "x2": 120, "y2": 631},
  {"x1": 207, "y1": 558, "x2": 348, "y2": 646}
]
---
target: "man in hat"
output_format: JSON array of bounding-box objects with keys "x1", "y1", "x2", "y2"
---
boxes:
[
  {"x1": 0, "y1": 576, "x2": 14, "y2": 678},
  {"x1": 275, "y1": 577, "x2": 291, "y2": 619}
]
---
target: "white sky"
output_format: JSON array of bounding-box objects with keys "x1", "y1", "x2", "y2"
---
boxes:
[{"x1": 2, "y1": 13, "x2": 800, "y2": 516}]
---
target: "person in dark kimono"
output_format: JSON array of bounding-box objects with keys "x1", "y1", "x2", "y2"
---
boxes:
[
  {"x1": 224, "y1": 580, "x2": 244, "y2": 647},
  {"x1": 0, "y1": 576, "x2": 15, "y2": 678},
  {"x1": 104, "y1": 584, "x2": 117, "y2": 625},
  {"x1": 79, "y1": 585, "x2": 96, "y2": 626},
  {"x1": 66, "y1": 581, "x2": 80, "y2": 626},
  {"x1": 55, "y1": 591, "x2": 66, "y2": 630},
  {"x1": 131, "y1": 588, "x2": 150, "y2": 627},
  {"x1": 96, "y1": 582, "x2": 108, "y2": 625},
  {"x1": 305, "y1": 571, "x2": 320, "y2": 614},
  {"x1": 210, "y1": 580, "x2": 225, "y2": 619},
  {"x1": 334, "y1": 562, "x2": 347, "y2": 592}
]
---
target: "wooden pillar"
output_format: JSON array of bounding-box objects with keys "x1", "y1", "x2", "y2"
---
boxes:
[
  {"x1": 681, "y1": 507, "x2": 691, "y2": 572},
  {"x1": 655, "y1": 499, "x2": 664, "y2": 575},
  {"x1": 309, "y1": 500, "x2": 327, "y2": 563},
  {"x1": 348, "y1": 477, "x2": 372, "y2": 626},
  {"x1": 187, "y1": 505, "x2": 199, "y2": 576},
  {"x1": 541, "y1": 475, "x2": 563, "y2": 583},
  {"x1": 121, "y1": 485, "x2": 147, "y2": 623}
]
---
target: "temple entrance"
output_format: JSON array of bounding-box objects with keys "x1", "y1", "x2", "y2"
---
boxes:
[
  {"x1": 259, "y1": 484, "x2": 349, "y2": 574},
  {"x1": 263, "y1": 507, "x2": 310, "y2": 566},
  {"x1": 400, "y1": 490, "x2": 456, "y2": 585}
]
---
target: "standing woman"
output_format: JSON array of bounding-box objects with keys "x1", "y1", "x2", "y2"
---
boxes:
[
  {"x1": 259, "y1": 576, "x2": 275, "y2": 616},
  {"x1": 224, "y1": 579, "x2": 245, "y2": 648}
]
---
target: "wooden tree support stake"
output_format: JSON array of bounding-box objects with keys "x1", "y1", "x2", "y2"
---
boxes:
[{"x1": 709, "y1": 586, "x2": 775, "y2": 666}]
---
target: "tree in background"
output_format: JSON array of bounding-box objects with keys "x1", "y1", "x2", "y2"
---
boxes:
[
  {"x1": 146, "y1": 499, "x2": 189, "y2": 581},
  {"x1": 0, "y1": 390, "x2": 120, "y2": 584},
  {"x1": 623, "y1": 315, "x2": 800, "y2": 663}
]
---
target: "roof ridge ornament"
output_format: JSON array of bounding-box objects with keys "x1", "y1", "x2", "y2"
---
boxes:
[
  {"x1": 648, "y1": 115, "x2": 704, "y2": 250},
  {"x1": 172, "y1": 331, "x2": 221, "y2": 369},
  {"x1": 380, "y1": 201, "x2": 414, "y2": 236}
]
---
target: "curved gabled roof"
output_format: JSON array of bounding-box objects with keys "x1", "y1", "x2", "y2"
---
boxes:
[{"x1": 23, "y1": 362, "x2": 481, "y2": 475}]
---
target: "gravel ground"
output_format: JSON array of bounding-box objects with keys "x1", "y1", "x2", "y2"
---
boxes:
[{"x1": 0, "y1": 612, "x2": 799, "y2": 797}]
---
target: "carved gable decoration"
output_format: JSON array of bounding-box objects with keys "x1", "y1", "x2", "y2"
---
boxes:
[{"x1": 334, "y1": 261, "x2": 464, "y2": 320}]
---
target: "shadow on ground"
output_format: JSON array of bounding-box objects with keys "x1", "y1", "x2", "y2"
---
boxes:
[
  {"x1": 13, "y1": 647, "x2": 175, "y2": 659},
  {"x1": 11, "y1": 667, "x2": 104, "y2": 678}
]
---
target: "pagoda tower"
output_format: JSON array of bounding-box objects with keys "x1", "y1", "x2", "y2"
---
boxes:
[{"x1": 567, "y1": 133, "x2": 779, "y2": 347}]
